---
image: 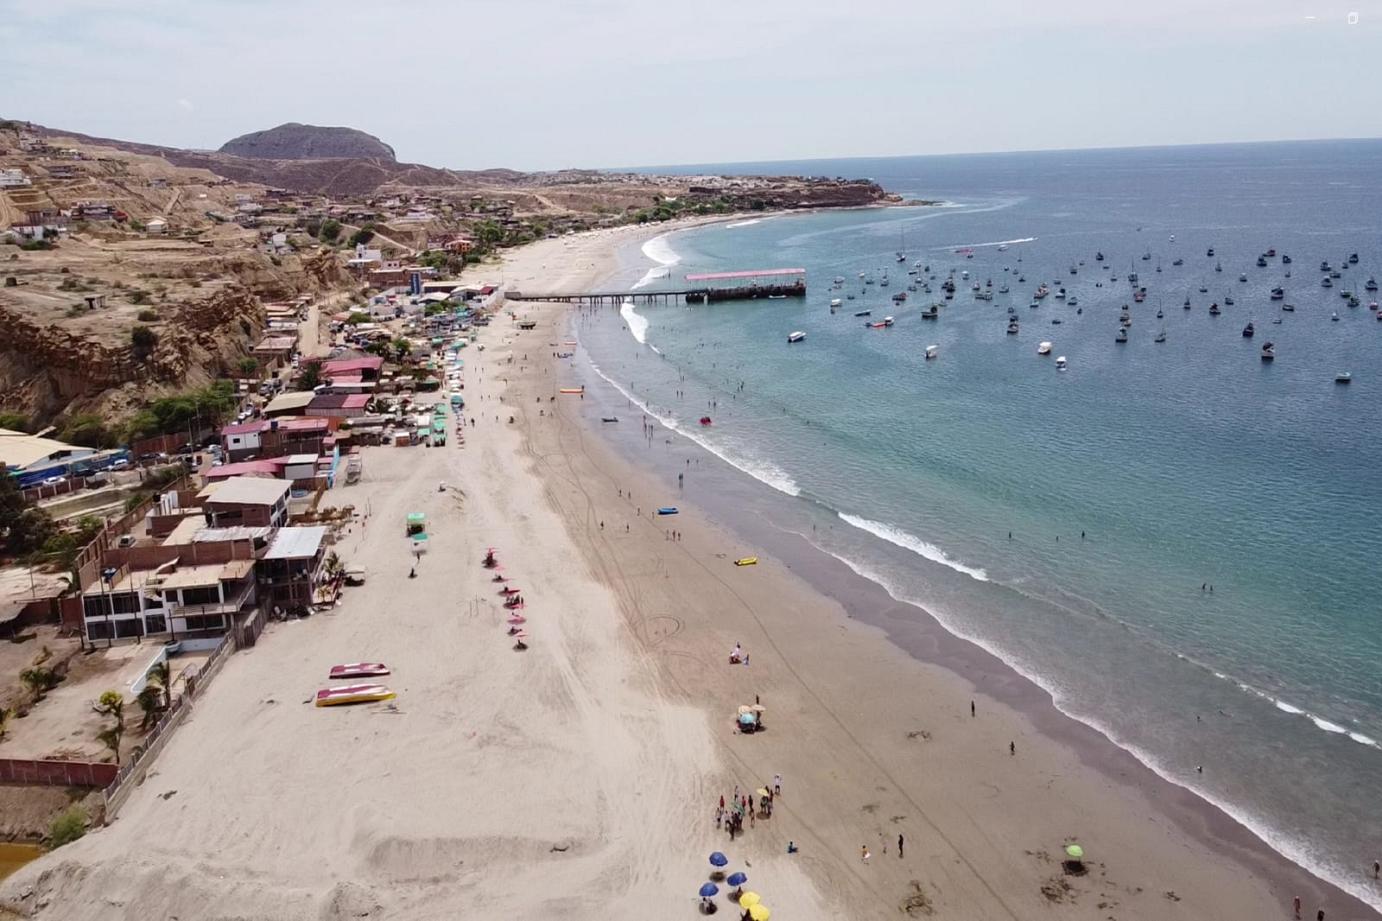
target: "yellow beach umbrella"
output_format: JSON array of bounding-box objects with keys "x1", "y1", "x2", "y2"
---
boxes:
[
  {"x1": 738, "y1": 891, "x2": 761, "y2": 908},
  {"x1": 748, "y1": 904, "x2": 771, "y2": 921}
]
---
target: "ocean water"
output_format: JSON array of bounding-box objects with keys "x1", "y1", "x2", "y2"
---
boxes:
[{"x1": 574, "y1": 140, "x2": 1382, "y2": 908}]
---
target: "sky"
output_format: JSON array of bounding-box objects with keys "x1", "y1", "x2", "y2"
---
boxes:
[{"x1": 4, "y1": 0, "x2": 1382, "y2": 172}]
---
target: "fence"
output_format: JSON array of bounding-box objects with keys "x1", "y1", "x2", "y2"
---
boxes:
[
  {"x1": 102, "y1": 632, "x2": 238, "y2": 819},
  {"x1": 0, "y1": 758, "x2": 117, "y2": 787}
]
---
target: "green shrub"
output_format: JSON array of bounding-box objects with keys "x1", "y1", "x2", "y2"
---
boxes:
[
  {"x1": 49, "y1": 806, "x2": 87, "y2": 849},
  {"x1": 130, "y1": 325, "x2": 158, "y2": 355},
  {"x1": 136, "y1": 309, "x2": 158, "y2": 322}
]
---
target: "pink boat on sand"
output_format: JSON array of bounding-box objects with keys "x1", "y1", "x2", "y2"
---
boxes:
[
  {"x1": 329, "y1": 663, "x2": 391, "y2": 679},
  {"x1": 315, "y1": 684, "x2": 395, "y2": 707}
]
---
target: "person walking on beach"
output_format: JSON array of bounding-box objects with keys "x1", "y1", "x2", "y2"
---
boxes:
[
  {"x1": 898, "y1": 834, "x2": 904, "y2": 858},
  {"x1": 773, "y1": 773, "x2": 781, "y2": 797},
  {"x1": 1010, "y1": 741, "x2": 1016, "y2": 756},
  {"x1": 1292, "y1": 896, "x2": 1301, "y2": 919},
  {"x1": 861, "y1": 845, "x2": 871, "y2": 863},
  {"x1": 971, "y1": 700, "x2": 976, "y2": 718},
  {"x1": 1373, "y1": 858, "x2": 1380, "y2": 879}
]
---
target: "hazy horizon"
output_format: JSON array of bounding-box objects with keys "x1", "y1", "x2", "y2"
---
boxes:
[{"x1": 6, "y1": 0, "x2": 1382, "y2": 172}]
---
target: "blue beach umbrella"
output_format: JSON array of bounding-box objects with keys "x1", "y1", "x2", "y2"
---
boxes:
[
  {"x1": 699, "y1": 882, "x2": 719, "y2": 898},
  {"x1": 726, "y1": 872, "x2": 748, "y2": 887},
  {"x1": 709, "y1": 851, "x2": 729, "y2": 868}
]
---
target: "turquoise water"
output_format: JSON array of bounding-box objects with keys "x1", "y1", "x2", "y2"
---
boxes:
[{"x1": 574, "y1": 141, "x2": 1382, "y2": 908}]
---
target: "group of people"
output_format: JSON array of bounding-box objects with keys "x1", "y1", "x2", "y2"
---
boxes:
[{"x1": 716, "y1": 777, "x2": 782, "y2": 842}]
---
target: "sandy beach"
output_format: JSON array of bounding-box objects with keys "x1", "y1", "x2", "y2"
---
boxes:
[{"x1": 2, "y1": 222, "x2": 1375, "y2": 921}]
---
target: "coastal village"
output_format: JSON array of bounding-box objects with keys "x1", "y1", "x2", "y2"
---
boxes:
[{"x1": 0, "y1": 117, "x2": 1374, "y2": 921}]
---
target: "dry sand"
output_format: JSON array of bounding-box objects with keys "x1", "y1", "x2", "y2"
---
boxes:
[{"x1": 1, "y1": 223, "x2": 1372, "y2": 920}]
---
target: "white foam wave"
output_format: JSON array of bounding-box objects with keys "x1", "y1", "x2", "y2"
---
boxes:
[
  {"x1": 641, "y1": 233, "x2": 680, "y2": 267},
  {"x1": 837, "y1": 512, "x2": 988, "y2": 582},
  {"x1": 631, "y1": 233, "x2": 681, "y2": 289},
  {"x1": 619, "y1": 300, "x2": 648, "y2": 345},
  {"x1": 585, "y1": 361, "x2": 801, "y2": 498},
  {"x1": 1222, "y1": 675, "x2": 1380, "y2": 751},
  {"x1": 726, "y1": 219, "x2": 762, "y2": 228},
  {"x1": 812, "y1": 543, "x2": 1381, "y2": 913}
]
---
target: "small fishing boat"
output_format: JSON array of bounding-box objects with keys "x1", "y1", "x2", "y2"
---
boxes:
[
  {"x1": 1335, "y1": 371, "x2": 1352, "y2": 383},
  {"x1": 1154, "y1": 329, "x2": 1167, "y2": 343},
  {"x1": 315, "y1": 684, "x2": 396, "y2": 707},
  {"x1": 601, "y1": 417, "x2": 618, "y2": 423},
  {"x1": 854, "y1": 310, "x2": 871, "y2": 317},
  {"x1": 1207, "y1": 247, "x2": 1215, "y2": 257},
  {"x1": 1242, "y1": 321, "x2": 1254, "y2": 338},
  {"x1": 1209, "y1": 303, "x2": 1221, "y2": 316},
  {"x1": 1156, "y1": 308, "x2": 1164, "y2": 318},
  {"x1": 1281, "y1": 303, "x2": 1295, "y2": 312},
  {"x1": 1034, "y1": 284, "x2": 1050, "y2": 299},
  {"x1": 1239, "y1": 273, "x2": 1248, "y2": 282},
  {"x1": 1322, "y1": 277, "x2": 1334, "y2": 288},
  {"x1": 1349, "y1": 253, "x2": 1359, "y2": 264},
  {"x1": 699, "y1": 416, "x2": 712, "y2": 426},
  {"x1": 1225, "y1": 295, "x2": 1235, "y2": 306},
  {"x1": 1331, "y1": 312, "x2": 1339, "y2": 322},
  {"x1": 1261, "y1": 342, "x2": 1275, "y2": 361},
  {"x1": 1271, "y1": 287, "x2": 1284, "y2": 300},
  {"x1": 1199, "y1": 285, "x2": 1209, "y2": 293},
  {"x1": 834, "y1": 276, "x2": 846, "y2": 284},
  {"x1": 1215, "y1": 262, "x2": 1223, "y2": 273},
  {"x1": 1366, "y1": 277, "x2": 1378, "y2": 292},
  {"x1": 787, "y1": 331, "x2": 806, "y2": 343},
  {"x1": 998, "y1": 284, "x2": 1010, "y2": 294},
  {"x1": 1116, "y1": 328, "x2": 1128, "y2": 343},
  {"x1": 921, "y1": 304, "x2": 939, "y2": 319},
  {"x1": 1006, "y1": 321, "x2": 1020, "y2": 335},
  {"x1": 1172, "y1": 258, "x2": 1184, "y2": 266},
  {"x1": 893, "y1": 291, "x2": 908, "y2": 303},
  {"x1": 1265, "y1": 248, "x2": 1276, "y2": 257},
  {"x1": 329, "y1": 663, "x2": 390, "y2": 679},
  {"x1": 1055, "y1": 355, "x2": 1068, "y2": 370},
  {"x1": 1281, "y1": 254, "x2": 1292, "y2": 264},
  {"x1": 1256, "y1": 256, "x2": 1268, "y2": 267},
  {"x1": 656, "y1": 507, "x2": 679, "y2": 515},
  {"x1": 830, "y1": 298, "x2": 842, "y2": 308},
  {"x1": 925, "y1": 344, "x2": 939, "y2": 360},
  {"x1": 1051, "y1": 318, "x2": 1063, "y2": 325},
  {"x1": 1095, "y1": 251, "x2": 1105, "y2": 261},
  {"x1": 1037, "y1": 341, "x2": 1053, "y2": 355}
]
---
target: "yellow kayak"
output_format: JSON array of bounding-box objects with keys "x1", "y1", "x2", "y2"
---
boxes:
[{"x1": 734, "y1": 557, "x2": 758, "y2": 567}]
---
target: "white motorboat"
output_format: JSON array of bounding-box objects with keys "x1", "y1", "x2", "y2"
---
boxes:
[
  {"x1": 1055, "y1": 355, "x2": 1067, "y2": 370},
  {"x1": 787, "y1": 331, "x2": 806, "y2": 343},
  {"x1": 1037, "y1": 341, "x2": 1053, "y2": 355},
  {"x1": 925, "y1": 344, "x2": 939, "y2": 360}
]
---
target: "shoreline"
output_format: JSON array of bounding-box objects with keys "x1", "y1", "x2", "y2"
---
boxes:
[{"x1": 518, "y1": 226, "x2": 1381, "y2": 917}]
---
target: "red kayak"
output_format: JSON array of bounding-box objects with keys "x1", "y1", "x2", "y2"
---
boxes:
[
  {"x1": 700, "y1": 417, "x2": 712, "y2": 426},
  {"x1": 330, "y1": 663, "x2": 390, "y2": 679}
]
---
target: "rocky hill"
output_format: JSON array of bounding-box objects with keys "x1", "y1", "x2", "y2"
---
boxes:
[{"x1": 219, "y1": 123, "x2": 396, "y2": 161}]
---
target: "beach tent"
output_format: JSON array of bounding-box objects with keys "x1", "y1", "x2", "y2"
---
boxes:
[
  {"x1": 1063, "y1": 842, "x2": 1087, "y2": 875},
  {"x1": 738, "y1": 892, "x2": 760, "y2": 908},
  {"x1": 406, "y1": 512, "x2": 426, "y2": 535},
  {"x1": 748, "y1": 904, "x2": 770, "y2": 921}
]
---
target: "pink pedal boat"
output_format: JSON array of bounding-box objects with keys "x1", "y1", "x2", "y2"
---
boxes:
[
  {"x1": 315, "y1": 684, "x2": 395, "y2": 707},
  {"x1": 329, "y1": 663, "x2": 391, "y2": 679}
]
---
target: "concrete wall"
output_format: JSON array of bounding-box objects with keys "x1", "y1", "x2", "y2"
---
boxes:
[{"x1": 0, "y1": 758, "x2": 118, "y2": 787}]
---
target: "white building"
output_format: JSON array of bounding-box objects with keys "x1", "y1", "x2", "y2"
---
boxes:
[
  {"x1": 145, "y1": 217, "x2": 168, "y2": 234},
  {"x1": 0, "y1": 168, "x2": 31, "y2": 188}
]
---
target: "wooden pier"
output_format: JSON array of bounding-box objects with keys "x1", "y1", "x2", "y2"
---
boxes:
[{"x1": 505, "y1": 268, "x2": 806, "y2": 306}]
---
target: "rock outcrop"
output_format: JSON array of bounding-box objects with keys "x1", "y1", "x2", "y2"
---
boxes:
[{"x1": 219, "y1": 123, "x2": 396, "y2": 161}]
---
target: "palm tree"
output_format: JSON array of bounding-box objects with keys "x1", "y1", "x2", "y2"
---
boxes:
[
  {"x1": 148, "y1": 660, "x2": 173, "y2": 710},
  {"x1": 136, "y1": 686, "x2": 163, "y2": 730},
  {"x1": 96, "y1": 690, "x2": 125, "y2": 764},
  {"x1": 97, "y1": 726, "x2": 123, "y2": 764}
]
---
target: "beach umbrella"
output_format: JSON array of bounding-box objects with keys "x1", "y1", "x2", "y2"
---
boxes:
[
  {"x1": 698, "y1": 882, "x2": 719, "y2": 898},
  {"x1": 709, "y1": 851, "x2": 728, "y2": 868},
  {"x1": 738, "y1": 892, "x2": 761, "y2": 908},
  {"x1": 1064, "y1": 844, "x2": 1084, "y2": 860},
  {"x1": 748, "y1": 904, "x2": 771, "y2": 921},
  {"x1": 726, "y1": 872, "x2": 747, "y2": 888}
]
